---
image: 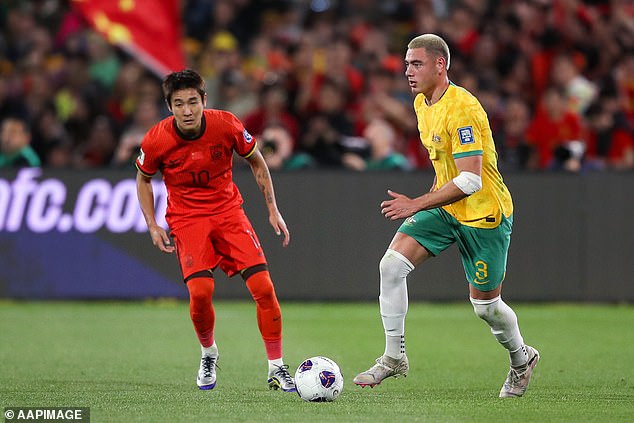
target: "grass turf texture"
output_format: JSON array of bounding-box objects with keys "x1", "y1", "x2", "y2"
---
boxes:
[{"x1": 1, "y1": 301, "x2": 632, "y2": 422}]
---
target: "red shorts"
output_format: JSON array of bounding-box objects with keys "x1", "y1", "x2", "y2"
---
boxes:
[{"x1": 169, "y1": 208, "x2": 267, "y2": 279}]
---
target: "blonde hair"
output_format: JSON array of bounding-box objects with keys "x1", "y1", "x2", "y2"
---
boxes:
[{"x1": 407, "y1": 34, "x2": 451, "y2": 70}]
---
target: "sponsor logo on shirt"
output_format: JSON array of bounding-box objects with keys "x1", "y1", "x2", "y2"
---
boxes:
[
  {"x1": 138, "y1": 148, "x2": 145, "y2": 165},
  {"x1": 243, "y1": 129, "x2": 253, "y2": 143},
  {"x1": 458, "y1": 126, "x2": 474, "y2": 145}
]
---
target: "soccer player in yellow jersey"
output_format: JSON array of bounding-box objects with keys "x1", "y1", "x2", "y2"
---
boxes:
[{"x1": 353, "y1": 34, "x2": 539, "y2": 398}]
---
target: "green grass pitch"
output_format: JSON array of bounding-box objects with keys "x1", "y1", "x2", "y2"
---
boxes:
[{"x1": 1, "y1": 301, "x2": 633, "y2": 422}]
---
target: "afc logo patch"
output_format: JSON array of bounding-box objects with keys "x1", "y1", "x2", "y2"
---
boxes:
[
  {"x1": 458, "y1": 126, "x2": 474, "y2": 145},
  {"x1": 243, "y1": 129, "x2": 253, "y2": 143}
]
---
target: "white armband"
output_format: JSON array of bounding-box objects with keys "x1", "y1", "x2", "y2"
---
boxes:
[{"x1": 452, "y1": 171, "x2": 482, "y2": 195}]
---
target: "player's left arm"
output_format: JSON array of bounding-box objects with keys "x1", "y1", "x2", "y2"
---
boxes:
[{"x1": 246, "y1": 148, "x2": 290, "y2": 247}]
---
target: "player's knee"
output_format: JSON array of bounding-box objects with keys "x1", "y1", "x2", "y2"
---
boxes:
[
  {"x1": 188, "y1": 290, "x2": 212, "y2": 322},
  {"x1": 470, "y1": 296, "x2": 500, "y2": 321},
  {"x1": 379, "y1": 254, "x2": 396, "y2": 279},
  {"x1": 187, "y1": 278, "x2": 214, "y2": 303},
  {"x1": 189, "y1": 290, "x2": 209, "y2": 307},
  {"x1": 246, "y1": 270, "x2": 277, "y2": 303},
  {"x1": 379, "y1": 249, "x2": 414, "y2": 284},
  {"x1": 252, "y1": 285, "x2": 276, "y2": 304}
]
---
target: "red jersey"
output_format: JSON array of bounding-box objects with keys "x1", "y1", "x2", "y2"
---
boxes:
[
  {"x1": 136, "y1": 109, "x2": 257, "y2": 225},
  {"x1": 525, "y1": 107, "x2": 585, "y2": 169},
  {"x1": 586, "y1": 128, "x2": 634, "y2": 164}
]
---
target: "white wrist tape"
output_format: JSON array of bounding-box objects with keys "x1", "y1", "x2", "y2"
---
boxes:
[{"x1": 452, "y1": 171, "x2": 482, "y2": 195}]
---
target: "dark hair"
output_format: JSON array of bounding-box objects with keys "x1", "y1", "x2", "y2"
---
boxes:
[
  {"x1": 1, "y1": 115, "x2": 30, "y2": 132},
  {"x1": 162, "y1": 69, "x2": 206, "y2": 105}
]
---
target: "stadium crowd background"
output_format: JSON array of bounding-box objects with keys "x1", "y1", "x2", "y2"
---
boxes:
[{"x1": 0, "y1": 0, "x2": 632, "y2": 172}]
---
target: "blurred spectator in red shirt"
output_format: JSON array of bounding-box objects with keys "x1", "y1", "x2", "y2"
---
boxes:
[
  {"x1": 243, "y1": 82, "x2": 299, "y2": 144},
  {"x1": 526, "y1": 86, "x2": 586, "y2": 170},
  {"x1": 615, "y1": 52, "x2": 634, "y2": 129},
  {"x1": 356, "y1": 66, "x2": 415, "y2": 152},
  {"x1": 442, "y1": 2, "x2": 481, "y2": 57},
  {"x1": 296, "y1": 35, "x2": 364, "y2": 119},
  {"x1": 584, "y1": 99, "x2": 634, "y2": 171}
]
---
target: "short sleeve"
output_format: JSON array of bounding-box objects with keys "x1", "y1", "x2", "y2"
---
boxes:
[
  {"x1": 449, "y1": 102, "x2": 484, "y2": 160},
  {"x1": 226, "y1": 112, "x2": 257, "y2": 158},
  {"x1": 135, "y1": 127, "x2": 161, "y2": 176}
]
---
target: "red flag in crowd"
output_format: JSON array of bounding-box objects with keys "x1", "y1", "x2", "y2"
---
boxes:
[{"x1": 72, "y1": 0, "x2": 185, "y2": 76}]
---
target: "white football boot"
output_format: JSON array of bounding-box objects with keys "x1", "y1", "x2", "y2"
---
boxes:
[
  {"x1": 268, "y1": 364, "x2": 296, "y2": 392},
  {"x1": 197, "y1": 354, "x2": 218, "y2": 390},
  {"x1": 499, "y1": 346, "x2": 540, "y2": 398},
  {"x1": 353, "y1": 354, "x2": 409, "y2": 387}
]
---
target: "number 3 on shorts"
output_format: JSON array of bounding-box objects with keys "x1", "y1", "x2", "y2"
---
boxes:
[{"x1": 473, "y1": 260, "x2": 489, "y2": 285}]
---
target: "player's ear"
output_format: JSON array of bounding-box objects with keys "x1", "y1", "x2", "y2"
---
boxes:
[
  {"x1": 165, "y1": 99, "x2": 172, "y2": 113},
  {"x1": 203, "y1": 93, "x2": 208, "y2": 107},
  {"x1": 437, "y1": 57, "x2": 447, "y2": 74}
]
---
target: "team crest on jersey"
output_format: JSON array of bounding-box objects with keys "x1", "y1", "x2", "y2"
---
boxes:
[
  {"x1": 210, "y1": 145, "x2": 223, "y2": 160},
  {"x1": 243, "y1": 129, "x2": 253, "y2": 143},
  {"x1": 458, "y1": 126, "x2": 474, "y2": 145},
  {"x1": 138, "y1": 148, "x2": 145, "y2": 165},
  {"x1": 432, "y1": 133, "x2": 441, "y2": 143}
]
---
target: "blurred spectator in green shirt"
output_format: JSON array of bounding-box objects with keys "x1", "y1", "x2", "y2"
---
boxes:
[
  {"x1": 0, "y1": 116, "x2": 41, "y2": 168},
  {"x1": 343, "y1": 118, "x2": 410, "y2": 171}
]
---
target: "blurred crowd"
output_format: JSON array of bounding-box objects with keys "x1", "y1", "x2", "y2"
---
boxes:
[{"x1": 0, "y1": 0, "x2": 633, "y2": 172}]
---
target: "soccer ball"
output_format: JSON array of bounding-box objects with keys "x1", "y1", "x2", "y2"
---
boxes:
[{"x1": 294, "y1": 356, "x2": 344, "y2": 402}]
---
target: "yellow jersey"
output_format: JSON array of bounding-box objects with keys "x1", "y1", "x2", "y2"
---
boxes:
[{"x1": 414, "y1": 83, "x2": 513, "y2": 228}]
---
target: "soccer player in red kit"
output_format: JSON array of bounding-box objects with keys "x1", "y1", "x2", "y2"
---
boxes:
[{"x1": 135, "y1": 69, "x2": 295, "y2": 392}]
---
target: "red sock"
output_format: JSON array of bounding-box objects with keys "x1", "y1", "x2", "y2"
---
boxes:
[
  {"x1": 246, "y1": 270, "x2": 282, "y2": 359},
  {"x1": 187, "y1": 277, "x2": 215, "y2": 348}
]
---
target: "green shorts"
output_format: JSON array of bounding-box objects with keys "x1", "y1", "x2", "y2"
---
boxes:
[{"x1": 398, "y1": 208, "x2": 513, "y2": 291}]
